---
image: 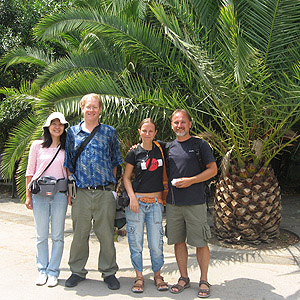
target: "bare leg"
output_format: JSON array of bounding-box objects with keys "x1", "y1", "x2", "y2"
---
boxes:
[
  {"x1": 196, "y1": 245, "x2": 210, "y2": 297},
  {"x1": 171, "y1": 242, "x2": 189, "y2": 292}
]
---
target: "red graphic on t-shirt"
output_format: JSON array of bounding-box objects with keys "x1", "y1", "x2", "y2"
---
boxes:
[{"x1": 146, "y1": 158, "x2": 159, "y2": 171}]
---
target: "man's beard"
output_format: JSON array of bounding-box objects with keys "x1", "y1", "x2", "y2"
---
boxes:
[{"x1": 175, "y1": 130, "x2": 187, "y2": 137}]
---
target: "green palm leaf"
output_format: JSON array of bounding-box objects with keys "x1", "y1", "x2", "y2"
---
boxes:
[
  {"x1": 0, "y1": 47, "x2": 53, "y2": 70},
  {"x1": 236, "y1": 0, "x2": 300, "y2": 75},
  {"x1": 1, "y1": 115, "x2": 39, "y2": 191},
  {"x1": 36, "y1": 50, "x2": 125, "y2": 87}
]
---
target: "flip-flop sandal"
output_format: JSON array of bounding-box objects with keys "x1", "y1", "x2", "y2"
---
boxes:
[
  {"x1": 154, "y1": 275, "x2": 168, "y2": 291},
  {"x1": 170, "y1": 276, "x2": 190, "y2": 294},
  {"x1": 198, "y1": 280, "x2": 211, "y2": 298},
  {"x1": 131, "y1": 277, "x2": 144, "y2": 293}
]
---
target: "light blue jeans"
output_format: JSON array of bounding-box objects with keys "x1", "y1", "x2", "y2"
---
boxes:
[
  {"x1": 32, "y1": 192, "x2": 68, "y2": 277},
  {"x1": 125, "y1": 198, "x2": 164, "y2": 273}
]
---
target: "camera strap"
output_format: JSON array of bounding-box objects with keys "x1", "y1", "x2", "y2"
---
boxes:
[
  {"x1": 35, "y1": 145, "x2": 61, "y2": 181},
  {"x1": 73, "y1": 123, "x2": 101, "y2": 171}
]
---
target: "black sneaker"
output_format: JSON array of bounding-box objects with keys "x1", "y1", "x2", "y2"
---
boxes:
[
  {"x1": 65, "y1": 274, "x2": 85, "y2": 287},
  {"x1": 104, "y1": 275, "x2": 120, "y2": 290}
]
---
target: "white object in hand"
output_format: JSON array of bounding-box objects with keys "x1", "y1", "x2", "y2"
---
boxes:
[{"x1": 171, "y1": 178, "x2": 180, "y2": 186}]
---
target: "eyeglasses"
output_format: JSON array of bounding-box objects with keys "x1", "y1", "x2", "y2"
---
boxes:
[{"x1": 85, "y1": 106, "x2": 99, "y2": 111}]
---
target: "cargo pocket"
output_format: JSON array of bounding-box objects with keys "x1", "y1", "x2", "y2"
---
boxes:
[
  {"x1": 127, "y1": 225, "x2": 138, "y2": 248},
  {"x1": 203, "y1": 223, "x2": 212, "y2": 241}
]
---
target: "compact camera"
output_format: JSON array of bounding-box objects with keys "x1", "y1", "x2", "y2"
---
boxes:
[{"x1": 117, "y1": 191, "x2": 130, "y2": 208}]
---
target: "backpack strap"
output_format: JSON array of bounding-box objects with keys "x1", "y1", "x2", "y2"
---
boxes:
[
  {"x1": 164, "y1": 141, "x2": 172, "y2": 176},
  {"x1": 153, "y1": 141, "x2": 168, "y2": 173},
  {"x1": 153, "y1": 141, "x2": 168, "y2": 206},
  {"x1": 193, "y1": 137, "x2": 205, "y2": 171},
  {"x1": 192, "y1": 137, "x2": 215, "y2": 212}
]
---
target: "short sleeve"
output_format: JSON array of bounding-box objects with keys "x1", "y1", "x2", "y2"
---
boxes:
[
  {"x1": 200, "y1": 140, "x2": 216, "y2": 166},
  {"x1": 110, "y1": 129, "x2": 124, "y2": 168},
  {"x1": 125, "y1": 149, "x2": 136, "y2": 166}
]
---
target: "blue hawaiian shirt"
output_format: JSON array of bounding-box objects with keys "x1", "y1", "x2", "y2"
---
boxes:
[{"x1": 64, "y1": 122, "x2": 123, "y2": 188}]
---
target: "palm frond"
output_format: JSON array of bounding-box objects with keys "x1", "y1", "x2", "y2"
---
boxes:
[
  {"x1": 0, "y1": 47, "x2": 53, "y2": 70},
  {"x1": 236, "y1": 0, "x2": 300, "y2": 75},
  {"x1": 34, "y1": 9, "x2": 173, "y2": 69},
  {"x1": 1, "y1": 116, "x2": 39, "y2": 179},
  {"x1": 36, "y1": 50, "x2": 125, "y2": 87},
  {"x1": 217, "y1": 3, "x2": 257, "y2": 86}
]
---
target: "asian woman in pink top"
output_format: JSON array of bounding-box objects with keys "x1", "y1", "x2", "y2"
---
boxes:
[{"x1": 25, "y1": 112, "x2": 69, "y2": 287}]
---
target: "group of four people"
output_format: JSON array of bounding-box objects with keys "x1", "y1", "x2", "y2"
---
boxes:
[{"x1": 25, "y1": 93, "x2": 217, "y2": 298}]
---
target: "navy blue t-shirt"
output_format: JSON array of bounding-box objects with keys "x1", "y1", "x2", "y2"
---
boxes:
[{"x1": 166, "y1": 137, "x2": 216, "y2": 205}]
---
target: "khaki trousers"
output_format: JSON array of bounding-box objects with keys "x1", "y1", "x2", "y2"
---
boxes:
[{"x1": 68, "y1": 187, "x2": 118, "y2": 278}]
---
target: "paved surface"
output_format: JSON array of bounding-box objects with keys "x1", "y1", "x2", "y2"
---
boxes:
[{"x1": 0, "y1": 192, "x2": 299, "y2": 300}]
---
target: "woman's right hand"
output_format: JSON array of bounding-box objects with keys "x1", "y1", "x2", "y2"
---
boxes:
[
  {"x1": 129, "y1": 143, "x2": 140, "y2": 151},
  {"x1": 25, "y1": 196, "x2": 33, "y2": 210},
  {"x1": 130, "y1": 196, "x2": 139, "y2": 214}
]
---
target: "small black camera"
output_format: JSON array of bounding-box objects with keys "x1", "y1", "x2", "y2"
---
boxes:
[{"x1": 117, "y1": 191, "x2": 130, "y2": 208}]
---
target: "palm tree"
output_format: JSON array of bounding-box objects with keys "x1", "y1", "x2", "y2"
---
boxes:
[
  {"x1": 147, "y1": 0, "x2": 300, "y2": 244},
  {"x1": 0, "y1": 0, "x2": 175, "y2": 199},
  {"x1": 1, "y1": 0, "x2": 300, "y2": 244}
]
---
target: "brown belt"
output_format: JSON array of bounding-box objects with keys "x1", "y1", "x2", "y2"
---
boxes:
[{"x1": 137, "y1": 196, "x2": 163, "y2": 205}]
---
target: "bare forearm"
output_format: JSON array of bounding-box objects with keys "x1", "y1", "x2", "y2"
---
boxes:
[
  {"x1": 123, "y1": 177, "x2": 135, "y2": 197},
  {"x1": 190, "y1": 163, "x2": 217, "y2": 184},
  {"x1": 174, "y1": 162, "x2": 217, "y2": 189},
  {"x1": 25, "y1": 176, "x2": 33, "y2": 209},
  {"x1": 25, "y1": 176, "x2": 33, "y2": 198}
]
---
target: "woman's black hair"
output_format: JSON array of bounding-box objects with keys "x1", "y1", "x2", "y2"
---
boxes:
[{"x1": 42, "y1": 124, "x2": 67, "y2": 149}]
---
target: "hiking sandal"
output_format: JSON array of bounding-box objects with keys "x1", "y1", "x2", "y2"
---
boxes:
[
  {"x1": 170, "y1": 276, "x2": 190, "y2": 294},
  {"x1": 198, "y1": 280, "x2": 211, "y2": 298},
  {"x1": 154, "y1": 275, "x2": 168, "y2": 291},
  {"x1": 131, "y1": 277, "x2": 144, "y2": 293}
]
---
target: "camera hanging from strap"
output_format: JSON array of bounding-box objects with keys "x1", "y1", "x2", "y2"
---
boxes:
[{"x1": 29, "y1": 145, "x2": 61, "y2": 194}]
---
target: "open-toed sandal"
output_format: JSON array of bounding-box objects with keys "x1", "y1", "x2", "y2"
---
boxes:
[
  {"x1": 198, "y1": 280, "x2": 211, "y2": 298},
  {"x1": 131, "y1": 277, "x2": 144, "y2": 293},
  {"x1": 170, "y1": 276, "x2": 190, "y2": 294},
  {"x1": 154, "y1": 275, "x2": 168, "y2": 291}
]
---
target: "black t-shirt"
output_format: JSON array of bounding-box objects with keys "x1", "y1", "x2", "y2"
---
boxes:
[
  {"x1": 125, "y1": 143, "x2": 164, "y2": 193},
  {"x1": 166, "y1": 137, "x2": 216, "y2": 205}
]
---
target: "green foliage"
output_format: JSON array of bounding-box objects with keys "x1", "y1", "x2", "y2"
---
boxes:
[
  {"x1": 0, "y1": 0, "x2": 73, "y2": 91},
  {"x1": 0, "y1": 96, "x2": 32, "y2": 152},
  {"x1": 0, "y1": 0, "x2": 300, "y2": 200}
]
